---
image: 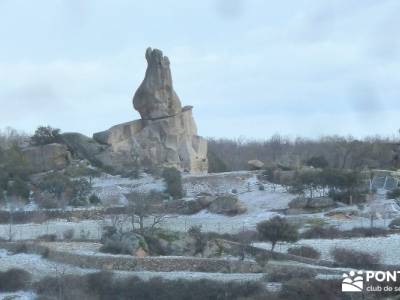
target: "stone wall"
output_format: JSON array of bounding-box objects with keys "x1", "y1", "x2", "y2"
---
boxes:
[
  {"x1": 48, "y1": 250, "x2": 260, "y2": 273},
  {"x1": 0, "y1": 207, "x2": 127, "y2": 224},
  {"x1": 0, "y1": 242, "x2": 260, "y2": 273},
  {"x1": 217, "y1": 239, "x2": 336, "y2": 267}
]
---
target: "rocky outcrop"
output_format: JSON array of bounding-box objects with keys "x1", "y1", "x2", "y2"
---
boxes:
[
  {"x1": 91, "y1": 47, "x2": 208, "y2": 174},
  {"x1": 100, "y1": 226, "x2": 148, "y2": 256},
  {"x1": 288, "y1": 197, "x2": 308, "y2": 209},
  {"x1": 93, "y1": 107, "x2": 207, "y2": 173},
  {"x1": 208, "y1": 194, "x2": 247, "y2": 215},
  {"x1": 22, "y1": 143, "x2": 71, "y2": 173},
  {"x1": 288, "y1": 196, "x2": 334, "y2": 210},
  {"x1": 248, "y1": 160, "x2": 264, "y2": 170},
  {"x1": 133, "y1": 48, "x2": 182, "y2": 120},
  {"x1": 61, "y1": 133, "x2": 105, "y2": 159},
  {"x1": 58, "y1": 48, "x2": 207, "y2": 174},
  {"x1": 307, "y1": 197, "x2": 334, "y2": 209}
]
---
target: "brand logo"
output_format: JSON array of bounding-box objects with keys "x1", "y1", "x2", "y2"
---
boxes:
[
  {"x1": 342, "y1": 271, "x2": 364, "y2": 292},
  {"x1": 342, "y1": 270, "x2": 400, "y2": 293}
]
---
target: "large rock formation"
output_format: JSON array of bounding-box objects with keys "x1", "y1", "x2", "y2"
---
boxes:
[
  {"x1": 133, "y1": 48, "x2": 182, "y2": 120},
  {"x1": 22, "y1": 143, "x2": 71, "y2": 173},
  {"x1": 89, "y1": 47, "x2": 208, "y2": 174},
  {"x1": 20, "y1": 48, "x2": 207, "y2": 175}
]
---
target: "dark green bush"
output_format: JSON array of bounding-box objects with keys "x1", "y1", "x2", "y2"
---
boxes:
[
  {"x1": 38, "y1": 174, "x2": 92, "y2": 207},
  {"x1": 162, "y1": 167, "x2": 184, "y2": 199},
  {"x1": 6, "y1": 177, "x2": 30, "y2": 201},
  {"x1": 12, "y1": 242, "x2": 29, "y2": 254},
  {"x1": 0, "y1": 268, "x2": 32, "y2": 292},
  {"x1": 387, "y1": 188, "x2": 400, "y2": 199},
  {"x1": 207, "y1": 150, "x2": 229, "y2": 173},
  {"x1": 305, "y1": 155, "x2": 329, "y2": 169},
  {"x1": 38, "y1": 173, "x2": 72, "y2": 200},
  {"x1": 70, "y1": 178, "x2": 92, "y2": 206},
  {"x1": 30, "y1": 126, "x2": 61, "y2": 146},
  {"x1": 0, "y1": 144, "x2": 31, "y2": 201},
  {"x1": 0, "y1": 187, "x2": 4, "y2": 203},
  {"x1": 89, "y1": 194, "x2": 101, "y2": 205},
  {"x1": 257, "y1": 216, "x2": 298, "y2": 252},
  {"x1": 188, "y1": 225, "x2": 207, "y2": 256}
]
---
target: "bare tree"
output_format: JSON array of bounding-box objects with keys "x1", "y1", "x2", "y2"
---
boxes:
[
  {"x1": 208, "y1": 134, "x2": 396, "y2": 172},
  {"x1": 126, "y1": 191, "x2": 167, "y2": 234},
  {"x1": 6, "y1": 194, "x2": 16, "y2": 241},
  {"x1": 0, "y1": 127, "x2": 29, "y2": 149}
]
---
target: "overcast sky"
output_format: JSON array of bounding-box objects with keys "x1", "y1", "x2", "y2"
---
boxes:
[{"x1": 1, "y1": 0, "x2": 400, "y2": 139}]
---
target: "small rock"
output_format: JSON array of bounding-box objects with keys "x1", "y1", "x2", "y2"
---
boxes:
[
  {"x1": 100, "y1": 228, "x2": 148, "y2": 256},
  {"x1": 288, "y1": 197, "x2": 308, "y2": 209},
  {"x1": 196, "y1": 195, "x2": 215, "y2": 208},
  {"x1": 307, "y1": 197, "x2": 334, "y2": 209},
  {"x1": 208, "y1": 194, "x2": 247, "y2": 215},
  {"x1": 248, "y1": 160, "x2": 264, "y2": 170}
]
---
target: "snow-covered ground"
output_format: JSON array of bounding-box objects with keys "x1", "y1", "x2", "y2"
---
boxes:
[
  {"x1": 0, "y1": 219, "x2": 105, "y2": 240},
  {"x1": 0, "y1": 249, "x2": 93, "y2": 278},
  {"x1": 183, "y1": 171, "x2": 257, "y2": 197},
  {"x1": 92, "y1": 171, "x2": 263, "y2": 205},
  {"x1": 92, "y1": 173, "x2": 166, "y2": 205},
  {"x1": 6, "y1": 169, "x2": 400, "y2": 295},
  {"x1": 0, "y1": 172, "x2": 394, "y2": 239},
  {"x1": 0, "y1": 291, "x2": 36, "y2": 300},
  {"x1": 0, "y1": 173, "x2": 295, "y2": 238},
  {"x1": 169, "y1": 188, "x2": 294, "y2": 233},
  {"x1": 2, "y1": 170, "x2": 399, "y2": 268},
  {"x1": 254, "y1": 234, "x2": 400, "y2": 265}
]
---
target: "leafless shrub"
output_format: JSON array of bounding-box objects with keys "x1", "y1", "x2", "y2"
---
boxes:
[
  {"x1": 267, "y1": 266, "x2": 316, "y2": 282},
  {"x1": 331, "y1": 247, "x2": 381, "y2": 269},
  {"x1": 287, "y1": 246, "x2": 321, "y2": 259}
]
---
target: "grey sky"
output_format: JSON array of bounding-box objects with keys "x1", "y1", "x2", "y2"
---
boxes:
[{"x1": 1, "y1": 0, "x2": 399, "y2": 139}]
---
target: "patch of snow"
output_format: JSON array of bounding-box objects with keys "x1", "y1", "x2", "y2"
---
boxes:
[
  {"x1": 0, "y1": 291, "x2": 36, "y2": 300},
  {"x1": 168, "y1": 187, "x2": 294, "y2": 233},
  {"x1": 183, "y1": 171, "x2": 256, "y2": 197},
  {"x1": 92, "y1": 173, "x2": 165, "y2": 205},
  {"x1": 0, "y1": 250, "x2": 95, "y2": 278},
  {"x1": 265, "y1": 282, "x2": 282, "y2": 292},
  {"x1": 254, "y1": 234, "x2": 400, "y2": 265},
  {"x1": 0, "y1": 219, "x2": 105, "y2": 240}
]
